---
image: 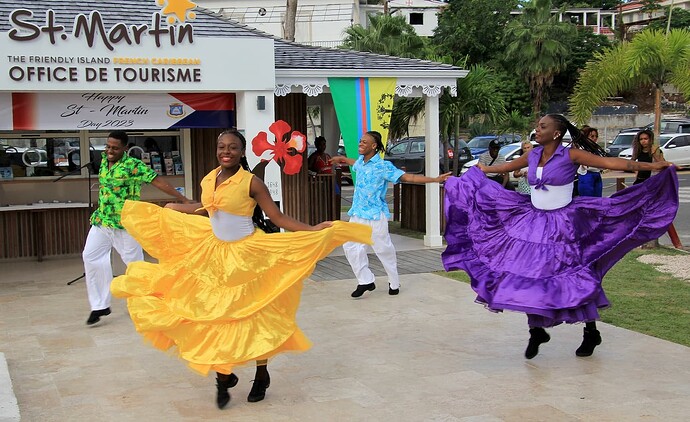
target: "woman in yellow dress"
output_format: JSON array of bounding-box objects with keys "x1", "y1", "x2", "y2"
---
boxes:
[{"x1": 111, "y1": 129, "x2": 371, "y2": 409}]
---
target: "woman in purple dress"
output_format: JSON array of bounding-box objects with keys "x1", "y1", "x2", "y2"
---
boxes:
[{"x1": 442, "y1": 114, "x2": 678, "y2": 359}]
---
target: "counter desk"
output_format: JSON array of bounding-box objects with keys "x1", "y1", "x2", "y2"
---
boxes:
[{"x1": 0, "y1": 202, "x2": 91, "y2": 261}]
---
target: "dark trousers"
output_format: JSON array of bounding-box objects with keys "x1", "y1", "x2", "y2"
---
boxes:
[{"x1": 577, "y1": 171, "x2": 603, "y2": 197}]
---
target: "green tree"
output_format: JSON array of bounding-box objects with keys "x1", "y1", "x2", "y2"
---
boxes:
[
  {"x1": 640, "y1": 0, "x2": 663, "y2": 19},
  {"x1": 570, "y1": 29, "x2": 690, "y2": 139},
  {"x1": 504, "y1": 0, "x2": 576, "y2": 115},
  {"x1": 551, "y1": 26, "x2": 612, "y2": 101},
  {"x1": 493, "y1": 69, "x2": 533, "y2": 116},
  {"x1": 433, "y1": 0, "x2": 519, "y2": 65},
  {"x1": 341, "y1": 13, "x2": 428, "y2": 59},
  {"x1": 498, "y1": 110, "x2": 533, "y2": 139},
  {"x1": 648, "y1": 7, "x2": 690, "y2": 31},
  {"x1": 389, "y1": 65, "x2": 507, "y2": 174}
]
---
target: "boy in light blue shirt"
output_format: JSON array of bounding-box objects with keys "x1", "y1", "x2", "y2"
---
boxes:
[{"x1": 332, "y1": 131, "x2": 451, "y2": 298}]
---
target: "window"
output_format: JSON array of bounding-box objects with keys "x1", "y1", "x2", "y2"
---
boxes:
[
  {"x1": 0, "y1": 130, "x2": 184, "y2": 179},
  {"x1": 410, "y1": 140, "x2": 425, "y2": 153},
  {"x1": 0, "y1": 135, "x2": 80, "y2": 178},
  {"x1": 409, "y1": 12, "x2": 423, "y2": 25},
  {"x1": 89, "y1": 132, "x2": 182, "y2": 176},
  {"x1": 387, "y1": 142, "x2": 408, "y2": 155},
  {"x1": 673, "y1": 136, "x2": 690, "y2": 147}
]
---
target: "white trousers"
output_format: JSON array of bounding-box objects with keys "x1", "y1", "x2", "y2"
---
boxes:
[
  {"x1": 343, "y1": 214, "x2": 400, "y2": 289},
  {"x1": 82, "y1": 225, "x2": 143, "y2": 311}
]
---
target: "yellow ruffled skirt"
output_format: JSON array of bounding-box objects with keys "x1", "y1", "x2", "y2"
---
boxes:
[{"x1": 111, "y1": 200, "x2": 372, "y2": 376}]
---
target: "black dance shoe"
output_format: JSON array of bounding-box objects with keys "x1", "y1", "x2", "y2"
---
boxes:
[
  {"x1": 247, "y1": 375, "x2": 271, "y2": 403},
  {"x1": 575, "y1": 328, "x2": 602, "y2": 357},
  {"x1": 216, "y1": 373, "x2": 239, "y2": 409},
  {"x1": 525, "y1": 327, "x2": 550, "y2": 359},
  {"x1": 85, "y1": 307, "x2": 111, "y2": 325},
  {"x1": 351, "y1": 282, "x2": 376, "y2": 298},
  {"x1": 388, "y1": 285, "x2": 399, "y2": 295}
]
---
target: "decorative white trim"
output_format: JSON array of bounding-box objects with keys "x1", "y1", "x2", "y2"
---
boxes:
[
  {"x1": 302, "y1": 84, "x2": 324, "y2": 97},
  {"x1": 275, "y1": 80, "x2": 458, "y2": 98},
  {"x1": 275, "y1": 84, "x2": 293, "y2": 97},
  {"x1": 422, "y1": 85, "x2": 443, "y2": 97},
  {"x1": 395, "y1": 85, "x2": 413, "y2": 97}
]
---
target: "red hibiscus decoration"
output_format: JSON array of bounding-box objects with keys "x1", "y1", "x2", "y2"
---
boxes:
[{"x1": 252, "y1": 120, "x2": 307, "y2": 175}]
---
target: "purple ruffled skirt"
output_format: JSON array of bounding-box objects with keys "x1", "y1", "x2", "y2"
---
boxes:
[{"x1": 442, "y1": 166, "x2": 679, "y2": 327}]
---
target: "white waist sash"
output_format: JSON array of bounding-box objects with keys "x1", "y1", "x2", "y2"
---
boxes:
[
  {"x1": 530, "y1": 167, "x2": 574, "y2": 210},
  {"x1": 210, "y1": 210, "x2": 255, "y2": 241}
]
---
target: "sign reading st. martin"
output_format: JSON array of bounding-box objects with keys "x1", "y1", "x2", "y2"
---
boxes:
[{"x1": 0, "y1": 0, "x2": 275, "y2": 92}]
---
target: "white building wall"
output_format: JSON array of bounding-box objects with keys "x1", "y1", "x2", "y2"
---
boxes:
[
  {"x1": 196, "y1": 0, "x2": 445, "y2": 45},
  {"x1": 195, "y1": 0, "x2": 356, "y2": 45}
]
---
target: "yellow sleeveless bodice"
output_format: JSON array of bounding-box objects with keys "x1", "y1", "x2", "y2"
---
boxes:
[{"x1": 199, "y1": 166, "x2": 256, "y2": 217}]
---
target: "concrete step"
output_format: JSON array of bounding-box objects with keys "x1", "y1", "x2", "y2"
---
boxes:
[{"x1": 0, "y1": 353, "x2": 20, "y2": 422}]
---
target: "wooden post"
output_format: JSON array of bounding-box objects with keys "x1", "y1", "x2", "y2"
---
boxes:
[
  {"x1": 393, "y1": 183, "x2": 400, "y2": 222},
  {"x1": 616, "y1": 177, "x2": 626, "y2": 191},
  {"x1": 668, "y1": 224, "x2": 683, "y2": 249}
]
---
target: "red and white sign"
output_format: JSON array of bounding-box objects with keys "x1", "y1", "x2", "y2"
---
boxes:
[{"x1": 0, "y1": 92, "x2": 235, "y2": 130}]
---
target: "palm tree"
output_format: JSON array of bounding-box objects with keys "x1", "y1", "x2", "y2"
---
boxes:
[
  {"x1": 389, "y1": 65, "x2": 506, "y2": 174},
  {"x1": 570, "y1": 29, "x2": 690, "y2": 139},
  {"x1": 499, "y1": 110, "x2": 532, "y2": 140},
  {"x1": 504, "y1": 0, "x2": 575, "y2": 116},
  {"x1": 341, "y1": 13, "x2": 429, "y2": 59}
]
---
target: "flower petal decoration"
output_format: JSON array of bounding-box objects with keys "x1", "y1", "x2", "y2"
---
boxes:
[{"x1": 251, "y1": 120, "x2": 307, "y2": 175}]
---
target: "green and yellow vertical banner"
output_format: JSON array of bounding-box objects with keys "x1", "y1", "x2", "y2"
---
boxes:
[{"x1": 329, "y1": 77, "x2": 396, "y2": 160}]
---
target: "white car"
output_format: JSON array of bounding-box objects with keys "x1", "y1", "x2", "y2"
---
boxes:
[
  {"x1": 461, "y1": 141, "x2": 537, "y2": 185},
  {"x1": 618, "y1": 133, "x2": 690, "y2": 168}
]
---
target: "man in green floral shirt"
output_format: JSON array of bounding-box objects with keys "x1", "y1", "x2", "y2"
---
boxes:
[{"x1": 83, "y1": 131, "x2": 190, "y2": 325}]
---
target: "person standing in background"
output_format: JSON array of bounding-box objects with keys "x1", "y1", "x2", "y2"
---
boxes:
[
  {"x1": 577, "y1": 127, "x2": 603, "y2": 197},
  {"x1": 632, "y1": 129, "x2": 665, "y2": 185},
  {"x1": 308, "y1": 136, "x2": 333, "y2": 174},
  {"x1": 512, "y1": 140, "x2": 534, "y2": 195},
  {"x1": 478, "y1": 140, "x2": 508, "y2": 187}
]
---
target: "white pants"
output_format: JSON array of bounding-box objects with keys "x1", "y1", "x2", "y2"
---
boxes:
[
  {"x1": 343, "y1": 214, "x2": 400, "y2": 289},
  {"x1": 82, "y1": 225, "x2": 143, "y2": 311}
]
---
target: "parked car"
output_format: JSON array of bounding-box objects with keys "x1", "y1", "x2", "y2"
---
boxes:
[
  {"x1": 461, "y1": 141, "x2": 537, "y2": 186},
  {"x1": 606, "y1": 131, "x2": 637, "y2": 157},
  {"x1": 618, "y1": 133, "x2": 690, "y2": 168},
  {"x1": 384, "y1": 136, "x2": 472, "y2": 175},
  {"x1": 467, "y1": 134, "x2": 521, "y2": 158},
  {"x1": 618, "y1": 118, "x2": 690, "y2": 135}
]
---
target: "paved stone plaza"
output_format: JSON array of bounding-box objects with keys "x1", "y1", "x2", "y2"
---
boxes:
[{"x1": 1, "y1": 237, "x2": 690, "y2": 421}]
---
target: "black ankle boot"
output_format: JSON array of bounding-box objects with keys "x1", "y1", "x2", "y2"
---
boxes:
[
  {"x1": 575, "y1": 328, "x2": 602, "y2": 357},
  {"x1": 216, "y1": 373, "x2": 238, "y2": 409},
  {"x1": 247, "y1": 374, "x2": 271, "y2": 403},
  {"x1": 525, "y1": 327, "x2": 550, "y2": 359}
]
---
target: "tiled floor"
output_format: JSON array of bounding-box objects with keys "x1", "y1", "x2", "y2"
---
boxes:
[{"x1": 1, "y1": 255, "x2": 690, "y2": 421}]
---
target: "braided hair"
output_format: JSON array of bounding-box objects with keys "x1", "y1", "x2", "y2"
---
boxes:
[
  {"x1": 366, "y1": 130, "x2": 386, "y2": 153},
  {"x1": 217, "y1": 129, "x2": 278, "y2": 234},
  {"x1": 546, "y1": 114, "x2": 607, "y2": 157}
]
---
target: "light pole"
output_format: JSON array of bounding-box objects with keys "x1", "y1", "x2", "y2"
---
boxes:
[{"x1": 666, "y1": 0, "x2": 675, "y2": 35}]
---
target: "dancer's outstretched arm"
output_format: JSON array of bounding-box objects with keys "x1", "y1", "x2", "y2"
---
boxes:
[{"x1": 570, "y1": 149, "x2": 673, "y2": 172}]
